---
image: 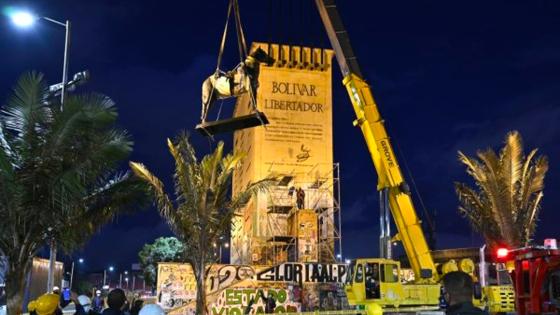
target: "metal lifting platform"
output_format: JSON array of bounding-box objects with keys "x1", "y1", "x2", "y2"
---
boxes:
[{"x1": 195, "y1": 111, "x2": 269, "y2": 137}]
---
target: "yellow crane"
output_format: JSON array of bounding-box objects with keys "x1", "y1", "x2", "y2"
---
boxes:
[{"x1": 313, "y1": 0, "x2": 514, "y2": 313}]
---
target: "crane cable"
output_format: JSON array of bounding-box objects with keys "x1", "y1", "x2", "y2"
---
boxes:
[{"x1": 393, "y1": 138, "x2": 436, "y2": 237}]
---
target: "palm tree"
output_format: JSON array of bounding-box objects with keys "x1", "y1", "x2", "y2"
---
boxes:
[
  {"x1": 0, "y1": 72, "x2": 146, "y2": 315},
  {"x1": 130, "y1": 135, "x2": 270, "y2": 315},
  {"x1": 455, "y1": 131, "x2": 548, "y2": 249}
]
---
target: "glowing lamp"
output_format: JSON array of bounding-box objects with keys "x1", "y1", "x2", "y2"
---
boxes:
[
  {"x1": 496, "y1": 248, "x2": 509, "y2": 259},
  {"x1": 10, "y1": 11, "x2": 36, "y2": 27}
]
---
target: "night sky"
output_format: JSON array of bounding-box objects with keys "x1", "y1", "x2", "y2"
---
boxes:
[{"x1": 1, "y1": 0, "x2": 559, "y2": 273}]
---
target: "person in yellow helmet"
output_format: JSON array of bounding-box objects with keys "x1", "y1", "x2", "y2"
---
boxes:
[
  {"x1": 27, "y1": 300, "x2": 38, "y2": 315},
  {"x1": 34, "y1": 293, "x2": 60, "y2": 315}
]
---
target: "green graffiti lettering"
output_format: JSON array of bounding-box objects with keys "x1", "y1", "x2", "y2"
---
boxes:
[
  {"x1": 286, "y1": 305, "x2": 298, "y2": 312},
  {"x1": 229, "y1": 307, "x2": 242, "y2": 315},
  {"x1": 226, "y1": 289, "x2": 242, "y2": 305},
  {"x1": 242, "y1": 288, "x2": 255, "y2": 304},
  {"x1": 276, "y1": 289, "x2": 287, "y2": 303},
  {"x1": 274, "y1": 306, "x2": 285, "y2": 313}
]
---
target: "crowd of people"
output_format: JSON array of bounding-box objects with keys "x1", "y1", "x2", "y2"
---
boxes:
[
  {"x1": 0, "y1": 270, "x2": 487, "y2": 315},
  {"x1": 26, "y1": 288, "x2": 163, "y2": 315}
]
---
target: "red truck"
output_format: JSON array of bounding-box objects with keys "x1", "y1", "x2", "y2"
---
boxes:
[{"x1": 501, "y1": 239, "x2": 560, "y2": 315}]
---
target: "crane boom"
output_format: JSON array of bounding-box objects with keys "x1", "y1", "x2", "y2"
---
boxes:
[{"x1": 315, "y1": 0, "x2": 438, "y2": 282}]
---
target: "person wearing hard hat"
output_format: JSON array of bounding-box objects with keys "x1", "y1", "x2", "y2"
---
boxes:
[
  {"x1": 33, "y1": 293, "x2": 60, "y2": 315},
  {"x1": 74, "y1": 294, "x2": 100, "y2": 315},
  {"x1": 27, "y1": 300, "x2": 38, "y2": 315},
  {"x1": 138, "y1": 304, "x2": 164, "y2": 315}
]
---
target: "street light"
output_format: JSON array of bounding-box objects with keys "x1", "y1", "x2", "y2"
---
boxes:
[
  {"x1": 218, "y1": 242, "x2": 229, "y2": 263},
  {"x1": 104, "y1": 266, "x2": 115, "y2": 287},
  {"x1": 10, "y1": 11, "x2": 35, "y2": 27},
  {"x1": 70, "y1": 258, "x2": 85, "y2": 289},
  {"x1": 7, "y1": 8, "x2": 71, "y2": 111}
]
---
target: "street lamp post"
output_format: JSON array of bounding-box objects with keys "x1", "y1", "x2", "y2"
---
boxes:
[
  {"x1": 215, "y1": 240, "x2": 229, "y2": 263},
  {"x1": 42, "y1": 17, "x2": 71, "y2": 111},
  {"x1": 9, "y1": 10, "x2": 71, "y2": 110},
  {"x1": 69, "y1": 258, "x2": 84, "y2": 289},
  {"x1": 103, "y1": 266, "x2": 114, "y2": 287}
]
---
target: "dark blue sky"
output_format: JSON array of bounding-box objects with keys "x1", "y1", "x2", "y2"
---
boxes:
[{"x1": 1, "y1": 0, "x2": 559, "y2": 272}]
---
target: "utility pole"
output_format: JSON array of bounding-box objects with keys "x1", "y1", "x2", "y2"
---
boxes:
[
  {"x1": 46, "y1": 231, "x2": 56, "y2": 292},
  {"x1": 69, "y1": 261, "x2": 75, "y2": 289}
]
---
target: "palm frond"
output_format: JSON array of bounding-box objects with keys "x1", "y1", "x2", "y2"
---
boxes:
[
  {"x1": 130, "y1": 162, "x2": 173, "y2": 213},
  {"x1": 523, "y1": 191, "x2": 543, "y2": 244},
  {"x1": 521, "y1": 148, "x2": 538, "y2": 182},
  {"x1": 167, "y1": 137, "x2": 198, "y2": 206},
  {"x1": 500, "y1": 131, "x2": 523, "y2": 187},
  {"x1": 528, "y1": 156, "x2": 548, "y2": 193},
  {"x1": 500, "y1": 131, "x2": 523, "y2": 218},
  {"x1": 1, "y1": 72, "x2": 51, "y2": 138},
  {"x1": 458, "y1": 151, "x2": 487, "y2": 183},
  {"x1": 455, "y1": 182, "x2": 497, "y2": 236},
  {"x1": 456, "y1": 131, "x2": 548, "y2": 247},
  {"x1": 229, "y1": 178, "x2": 273, "y2": 210},
  {"x1": 74, "y1": 93, "x2": 117, "y2": 126},
  {"x1": 0, "y1": 122, "x2": 18, "y2": 169}
]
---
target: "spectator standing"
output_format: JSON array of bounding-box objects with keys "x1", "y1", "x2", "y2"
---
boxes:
[
  {"x1": 441, "y1": 271, "x2": 488, "y2": 315},
  {"x1": 102, "y1": 289, "x2": 128, "y2": 315}
]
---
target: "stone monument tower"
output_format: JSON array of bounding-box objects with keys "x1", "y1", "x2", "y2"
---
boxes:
[{"x1": 231, "y1": 42, "x2": 340, "y2": 266}]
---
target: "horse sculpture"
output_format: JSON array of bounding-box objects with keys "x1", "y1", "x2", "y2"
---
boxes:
[{"x1": 200, "y1": 47, "x2": 274, "y2": 123}]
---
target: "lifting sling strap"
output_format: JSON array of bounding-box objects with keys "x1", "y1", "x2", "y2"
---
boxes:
[{"x1": 215, "y1": 0, "x2": 247, "y2": 73}]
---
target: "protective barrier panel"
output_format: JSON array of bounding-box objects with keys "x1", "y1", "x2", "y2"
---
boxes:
[{"x1": 156, "y1": 262, "x2": 350, "y2": 314}]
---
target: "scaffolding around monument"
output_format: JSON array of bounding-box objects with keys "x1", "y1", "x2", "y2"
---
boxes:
[{"x1": 259, "y1": 163, "x2": 342, "y2": 266}]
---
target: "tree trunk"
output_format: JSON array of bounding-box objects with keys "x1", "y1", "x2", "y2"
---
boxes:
[
  {"x1": 5, "y1": 259, "x2": 31, "y2": 315},
  {"x1": 195, "y1": 262, "x2": 207, "y2": 315}
]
